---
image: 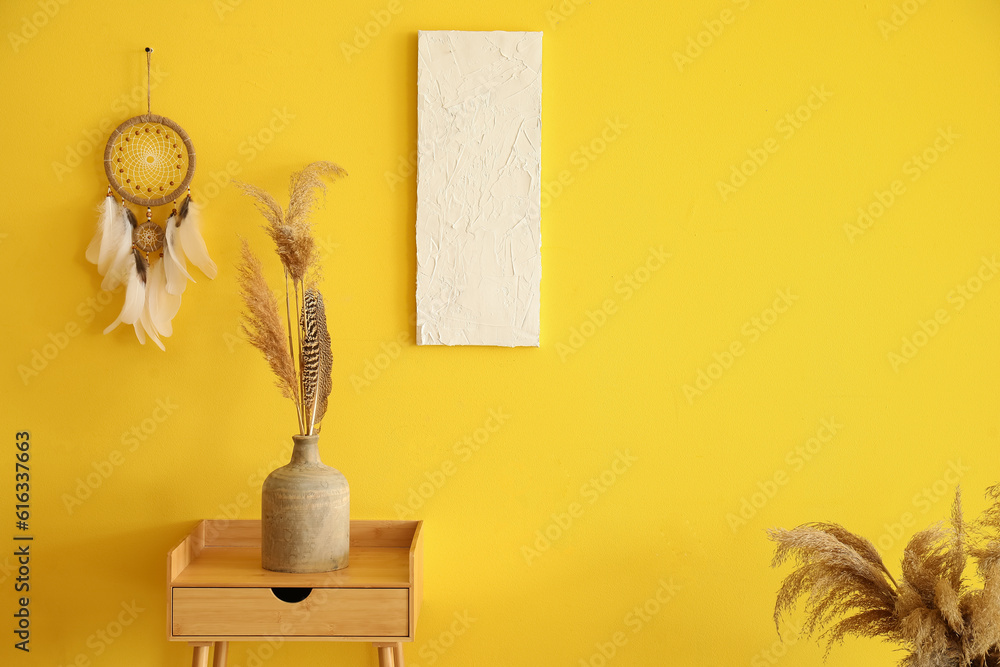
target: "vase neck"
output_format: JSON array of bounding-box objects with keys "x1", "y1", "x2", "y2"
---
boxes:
[{"x1": 290, "y1": 434, "x2": 321, "y2": 464}]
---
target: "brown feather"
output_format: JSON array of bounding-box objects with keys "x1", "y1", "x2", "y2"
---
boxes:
[
  {"x1": 133, "y1": 248, "x2": 147, "y2": 282},
  {"x1": 299, "y1": 288, "x2": 333, "y2": 432},
  {"x1": 177, "y1": 194, "x2": 191, "y2": 225}
]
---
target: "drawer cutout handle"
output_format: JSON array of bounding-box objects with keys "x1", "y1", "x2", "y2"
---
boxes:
[{"x1": 271, "y1": 587, "x2": 312, "y2": 603}]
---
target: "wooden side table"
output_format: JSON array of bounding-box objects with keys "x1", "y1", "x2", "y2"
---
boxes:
[{"x1": 167, "y1": 519, "x2": 423, "y2": 667}]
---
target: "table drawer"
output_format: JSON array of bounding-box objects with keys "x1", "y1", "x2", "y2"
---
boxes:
[{"x1": 172, "y1": 587, "x2": 408, "y2": 637}]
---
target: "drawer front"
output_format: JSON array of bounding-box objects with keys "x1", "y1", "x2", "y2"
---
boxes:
[{"x1": 172, "y1": 587, "x2": 408, "y2": 637}]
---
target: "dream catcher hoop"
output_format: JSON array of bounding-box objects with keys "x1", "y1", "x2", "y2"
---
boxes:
[
  {"x1": 86, "y1": 48, "x2": 216, "y2": 350},
  {"x1": 104, "y1": 113, "x2": 196, "y2": 207}
]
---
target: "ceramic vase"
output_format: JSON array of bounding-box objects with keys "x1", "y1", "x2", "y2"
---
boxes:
[{"x1": 261, "y1": 434, "x2": 349, "y2": 573}]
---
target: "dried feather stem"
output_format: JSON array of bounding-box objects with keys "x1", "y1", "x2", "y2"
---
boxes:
[
  {"x1": 294, "y1": 279, "x2": 305, "y2": 432},
  {"x1": 283, "y1": 268, "x2": 304, "y2": 435},
  {"x1": 307, "y1": 323, "x2": 318, "y2": 435},
  {"x1": 309, "y1": 386, "x2": 320, "y2": 435},
  {"x1": 301, "y1": 285, "x2": 315, "y2": 433}
]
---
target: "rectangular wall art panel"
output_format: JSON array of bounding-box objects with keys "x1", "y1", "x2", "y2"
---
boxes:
[{"x1": 416, "y1": 30, "x2": 543, "y2": 347}]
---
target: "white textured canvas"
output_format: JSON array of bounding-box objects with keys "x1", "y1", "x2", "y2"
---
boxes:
[{"x1": 416, "y1": 30, "x2": 542, "y2": 347}]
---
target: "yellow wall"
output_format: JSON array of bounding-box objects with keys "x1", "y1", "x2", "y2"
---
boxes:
[{"x1": 2, "y1": 0, "x2": 999, "y2": 665}]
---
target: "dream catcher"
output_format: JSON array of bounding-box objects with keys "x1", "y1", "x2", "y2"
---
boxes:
[{"x1": 86, "y1": 48, "x2": 216, "y2": 350}]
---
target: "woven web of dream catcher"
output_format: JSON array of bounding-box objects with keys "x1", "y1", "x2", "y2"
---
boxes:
[{"x1": 104, "y1": 114, "x2": 196, "y2": 207}]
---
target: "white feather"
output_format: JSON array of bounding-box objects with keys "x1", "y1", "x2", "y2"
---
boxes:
[
  {"x1": 132, "y1": 321, "x2": 146, "y2": 344},
  {"x1": 103, "y1": 253, "x2": 145, "y2": 334},
  {"x1": 178, "y1": 198, "x2": 218, "y2": 279},
  {"x1": 85, "y1": 195, "x2": 116, "y2": 266},
  {"x1": 164, "y1": 213, "x2": 194, "y2": 296},
  {"x1": 85, "y1": 226, "x2": 100, "y2": 265},
  {"x1": 101, "y1": 202, "x2": 136, "y2": 290},
  {"x1": 97, "y1": 197, "x2": 129, "y2": 275},
  {"x1": 147, "y1": 258, "x2": 181, "y2": 337},
  {"x1": 138, "y1": 299, "x2": 166, "y2": 351}
]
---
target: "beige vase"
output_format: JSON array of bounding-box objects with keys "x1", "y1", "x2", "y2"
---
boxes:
[{"x1": 261, "y1": 434, "x2": 350, "y2": 573}]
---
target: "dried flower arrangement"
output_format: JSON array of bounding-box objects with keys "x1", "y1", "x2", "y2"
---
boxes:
[
  {"x1": 235, "y1": 161, "x2": 346, "y2": 435},
  {"x1": 768, "y1": 486, "x2": 1000, "y2": 667}
]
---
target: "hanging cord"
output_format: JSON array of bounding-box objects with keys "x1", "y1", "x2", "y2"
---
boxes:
[{"x1": 145, "y1": 47, "x2": 153, "y2": 115}]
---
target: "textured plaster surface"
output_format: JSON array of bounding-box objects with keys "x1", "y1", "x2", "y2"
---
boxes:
[{"x1": 416, "y1": 30, "x2": 542, "y2": 347}]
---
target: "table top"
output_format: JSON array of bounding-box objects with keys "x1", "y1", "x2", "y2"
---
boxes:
[
  {"x1": 169, "y1": 519, "x2": 422, "y2": 590},
  {"x1": 173, "y1": 545, "x2": 411, "y2": 588}
]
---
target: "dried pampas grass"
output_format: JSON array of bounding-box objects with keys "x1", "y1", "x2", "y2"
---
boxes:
[
  {"x1": 236, "y1": 239, "x2": 299, "y2": 408},
  {"x1": 769, "y1": 488, "x2": 1000, "y2": 667},
  {"x1": 287, "y1": 161, "x2": 347, "y2": 229},
  {"x1": 236, "y1": 161, "x2": 346, "y2": 283},
  {"x1": 236, "y1": 162, "x2": 346, "y2": 435}
]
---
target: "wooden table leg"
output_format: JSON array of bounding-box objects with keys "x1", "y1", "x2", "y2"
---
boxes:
[
  {"x1": 212, "y1": 641, "x2": 228, "y2": 666},
  {"x1": 375, "y1": 643, "x2": 394, "y2": 667},
  {"x1": 392, "y1": 642, "x2": 405, "y2": 666},
  {"x1": 190, "y1": 643, "x2": 210, "y2": 667}
]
